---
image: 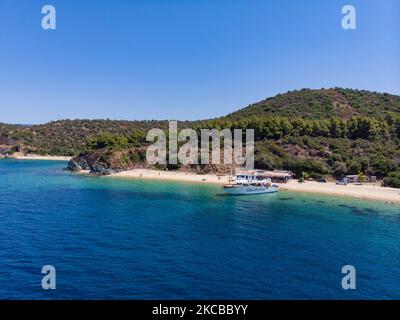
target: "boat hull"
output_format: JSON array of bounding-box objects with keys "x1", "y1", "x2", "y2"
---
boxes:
[{"x1": 223, "y1": 185, "x2": 278, "y2": 195}]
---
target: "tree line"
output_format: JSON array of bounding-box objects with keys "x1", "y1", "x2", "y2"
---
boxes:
[{"x1": 196, "y1": 114, "x2": 400, "y2": 141}]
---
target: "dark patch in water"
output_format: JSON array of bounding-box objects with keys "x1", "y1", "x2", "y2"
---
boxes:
[
  {"x1": 279, "y1": 197, "x2": 294, "y2": 201},
  {"x1": 340, "y1": 204, "x2": 360, "y2": 211},
  {"x1": 351, "y1": 208, "x2": 365, "y2": 215},
  {"x1": 363, "y1": 208, "x2": 380, "y2": 215},
  {"x1": 216, "y1": 194, "x2": 228, "y2": 198}
]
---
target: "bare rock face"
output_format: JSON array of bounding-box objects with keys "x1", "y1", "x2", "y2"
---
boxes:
[
  {"x1": 180, "y1": 163, "x2": 237, "y2": 176},
  {"x1": 66, "y1": 147, "x2": 238, "y2": 176},
  {"x1": 65, "y1": 153, "x2": 91, "y2": 172},
  {"x1": 65, "y1": 148, "x2": 148, "y2": 175},
  {"x1": 66, "y1": 159, "x2": 84, "y2": 172}
]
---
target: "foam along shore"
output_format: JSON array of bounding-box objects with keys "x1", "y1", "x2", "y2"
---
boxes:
[
  {"x1": 12, "y1": 154, "x2": 72, "y2": 161},
  {"x1": 108, "y1": 169, "x2": 400, "y2": 203}
]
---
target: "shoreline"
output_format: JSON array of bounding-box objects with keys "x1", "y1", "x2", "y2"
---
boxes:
[
  {"x1": 279, "y1": 180, "x2": 400, "y2": 204},
  {"x1": 107, "y1": 169, "x2": 400, "y2": 204},
  {"x1": 110, "y1": 169, "x2": 233, "y2": 185},
  {"x1": 3, "y1": 155, "x2": 72, "y2": 161},
  {"x1": 3, "y1": 154, "x2": 399, "y2": 203}
]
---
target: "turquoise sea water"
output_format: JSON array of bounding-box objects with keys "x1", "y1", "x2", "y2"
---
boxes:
[{"x1": 0, "y1": 159, "x2": 399, "y2": 299}]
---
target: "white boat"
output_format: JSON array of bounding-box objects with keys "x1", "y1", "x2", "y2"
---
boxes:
[{"x1": 223, "y1": 171, "x2": 279, "y2": 195}]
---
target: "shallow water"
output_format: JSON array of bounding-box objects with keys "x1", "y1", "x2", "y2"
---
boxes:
[{"x1": 0, "y1": 160, "x2": 399, "y2": 299}]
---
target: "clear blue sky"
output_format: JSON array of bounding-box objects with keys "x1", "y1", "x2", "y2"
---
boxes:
[{"x1": 0, "y1": 0, "x2": 399, "y2": 124}]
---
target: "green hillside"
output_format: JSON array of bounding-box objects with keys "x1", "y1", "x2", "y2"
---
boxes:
[
  {"x1": 226, "y1": 88, "x2": 400, "y2": 120},
  {"x1": 1, "y1": 88, "x2": 400, "y2": 187},
  {"x1": 1, "y1": 119, "x2": 172, "y2": 156}
]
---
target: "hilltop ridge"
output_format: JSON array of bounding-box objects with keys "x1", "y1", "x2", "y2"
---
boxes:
[
  {"x1": 1, "y1": 88, "x2": 400, "y2": 187},
  {"x1": 1, "y1": 88, "x2": 400, "y2": 156},
  {"x1": 226, "y1": 88, "x2": 400, "y2": 120}
]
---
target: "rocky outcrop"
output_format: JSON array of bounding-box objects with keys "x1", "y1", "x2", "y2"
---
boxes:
[
  {"x1": 66, "y1": 146, "x2": 240, "y2": 176},
  {"x1": 66, "y1": 158, "x2": 89, "y2": 172},
  {"x1": 65, "y1": 147, "x2": 149, "y2": 175},
  {"x1": 181, "y1": 163, "x2": 236, "y2": 176}
]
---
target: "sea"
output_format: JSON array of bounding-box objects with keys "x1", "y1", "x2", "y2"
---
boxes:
[{"x1": 0, "y1": 159, "x2": 399, "y2": 299}]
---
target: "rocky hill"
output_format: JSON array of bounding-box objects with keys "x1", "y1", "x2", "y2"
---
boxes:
[
  {"x1": 226, "y1": 88, "x2": 400, "y2": 120},
  {"x1": 2, "y1": 88, "x2": 400, "y2": 187}
]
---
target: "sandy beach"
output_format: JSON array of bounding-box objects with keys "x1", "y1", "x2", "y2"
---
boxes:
[
  {"x1": 109, "y1": 169, "x2": 400, "y2": 203},
  {"x1": 280, "y1": 180, "x2": 400, "y2": 204},
  {"x1": 111, "y1": 169, "x2": 233, "y2": 185},
  {"x1": 13, "y1": 155, "x2": 73, "y2": 161}
]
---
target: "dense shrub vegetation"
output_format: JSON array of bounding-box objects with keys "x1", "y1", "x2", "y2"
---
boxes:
[{"x1": 2, "y1": 88, "x2": 400, "y2": 187}]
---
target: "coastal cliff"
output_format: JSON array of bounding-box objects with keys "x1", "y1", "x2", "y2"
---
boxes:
[
  {"x1": 66, "y1": 147, "x2": 149, "y2": 175},
  {"x1": 67, "y1": 148, "x2": 237, "y2": 176}
]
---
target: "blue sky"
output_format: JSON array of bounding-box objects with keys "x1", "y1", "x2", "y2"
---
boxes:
[{"x1": 0, "y1": 0, "x2": 399, "y2": 124}]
